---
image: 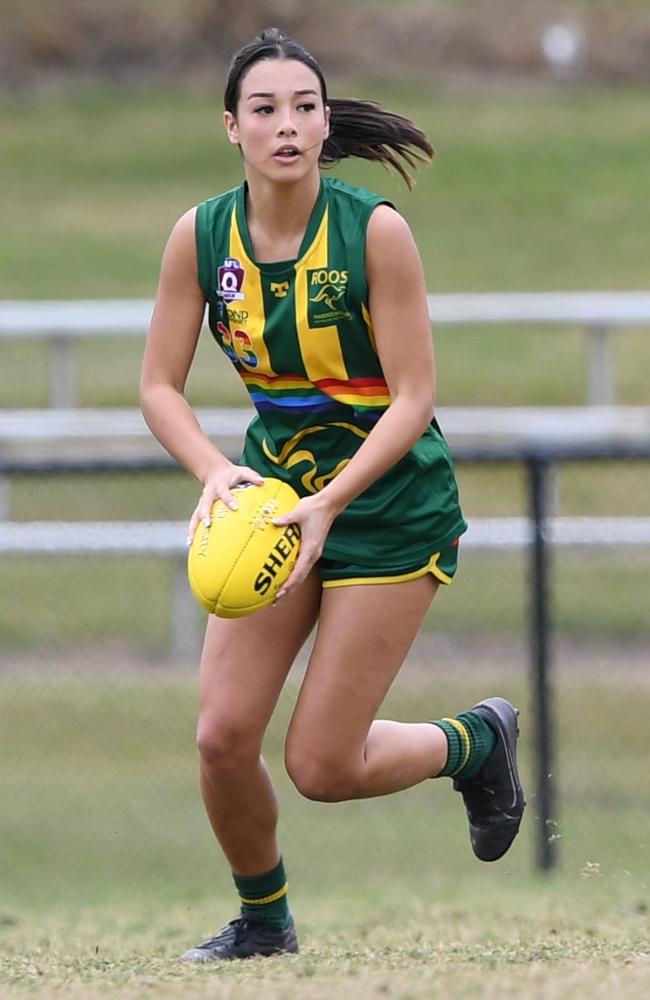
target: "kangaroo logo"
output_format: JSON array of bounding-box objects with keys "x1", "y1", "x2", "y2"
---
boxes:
[
  {"x1": 307, "y1": 267, "x2": 351, "y2": 326},
  {"x1": 309, "y1": 285, "x2": 347, "y2": 311}
]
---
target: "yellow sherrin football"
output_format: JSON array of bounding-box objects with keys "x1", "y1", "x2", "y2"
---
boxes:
[{"x1": 187, "y1": 478, "x2": 301, "y2": 618}]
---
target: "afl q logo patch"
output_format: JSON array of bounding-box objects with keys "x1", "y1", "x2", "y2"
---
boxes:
[{"x1": 217, "y1": 258, "x2": 245, "y2": 302}]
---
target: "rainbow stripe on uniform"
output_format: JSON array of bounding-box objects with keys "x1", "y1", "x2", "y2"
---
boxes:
[{"x1": 241, "y1": 371, "x2": 390, "y2": 415}]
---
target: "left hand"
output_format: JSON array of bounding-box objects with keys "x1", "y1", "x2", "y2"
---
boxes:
[{"x1": 272, "y1": 493, "x2": 338, "y2": 600}]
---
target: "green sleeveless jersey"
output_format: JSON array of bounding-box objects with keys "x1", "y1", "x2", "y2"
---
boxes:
[{"x1": 195, "y1": 177, "x2": 466, "y2": 565}]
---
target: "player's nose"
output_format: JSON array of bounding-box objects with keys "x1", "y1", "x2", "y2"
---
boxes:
[{"x1": 277, "y1": 112, "x2": 298, "y2": 136}]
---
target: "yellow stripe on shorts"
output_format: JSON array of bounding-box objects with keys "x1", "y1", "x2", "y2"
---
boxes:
[{"x1": 322, "y1": 550, "x2": 453, "y2": 589}]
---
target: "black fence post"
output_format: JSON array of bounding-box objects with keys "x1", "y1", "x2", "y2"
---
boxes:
[{"x1": 528, "y1": 453, "x2": 556, "y2": 872}]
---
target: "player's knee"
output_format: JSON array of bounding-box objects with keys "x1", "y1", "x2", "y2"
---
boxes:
[
  {"x1": 285, "y1": 746, "x2": 354, "y2": 802},
  {"x1": 196, "y1": 715, "x2": 258, "y2": 774}
]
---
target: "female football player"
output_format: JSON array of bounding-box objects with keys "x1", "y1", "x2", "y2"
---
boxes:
[{"x1": 140, "y1": 27, "x2": 524, "y2": 961}]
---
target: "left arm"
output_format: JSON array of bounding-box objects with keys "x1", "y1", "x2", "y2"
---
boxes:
[{"x1": 275, "y1": 204, "x2": 436, "y2": 595}]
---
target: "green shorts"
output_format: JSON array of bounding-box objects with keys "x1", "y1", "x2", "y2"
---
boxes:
[{"x1": 319, "y1": 539, "x2": 460, "y2": 589}]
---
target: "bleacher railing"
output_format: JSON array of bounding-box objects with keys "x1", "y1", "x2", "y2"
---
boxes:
[{"x1": 3, "y1": 292, "x2": 650, "y2": 406}]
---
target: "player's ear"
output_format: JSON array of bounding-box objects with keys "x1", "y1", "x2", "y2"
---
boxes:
[
  {"x1": 323, "y1": 104, "x2": 330, "y2": 141},
  {"x1": 224, "y1": 111, "x2": 240, "y2": 145}
]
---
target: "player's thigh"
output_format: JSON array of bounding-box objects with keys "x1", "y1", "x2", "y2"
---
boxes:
[
  {"x1": 199, "y1": 569, "x2": 321, "y2": 748},
  {"x1": 286, "y1": 574, "x2": 438, "y2": 762}
]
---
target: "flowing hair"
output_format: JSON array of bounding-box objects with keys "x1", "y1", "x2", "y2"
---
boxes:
[{"x1": 224, "y1": 28, "x2": 434, "y2": 189}]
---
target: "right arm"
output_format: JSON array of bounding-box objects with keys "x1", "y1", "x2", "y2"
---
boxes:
[{"x1": 139, "y1": 208, "x2": 263, "y2": 538}]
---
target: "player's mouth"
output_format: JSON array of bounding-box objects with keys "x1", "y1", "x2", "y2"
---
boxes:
[{"x1": 273, "y1": 144, "x2": 301, "y2": 162}]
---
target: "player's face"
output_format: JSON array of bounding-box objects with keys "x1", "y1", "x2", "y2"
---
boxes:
[{"x1": 224, "y1": 58, "x2": 330, "y2": 183}]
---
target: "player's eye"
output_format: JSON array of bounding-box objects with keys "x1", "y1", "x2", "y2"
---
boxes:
[
  {"x1": 298, "y1": 102, "x2": 316, "y2": 112},
  {"x1": 253, "y1": 105, "x2": 274, "y2": 115}
]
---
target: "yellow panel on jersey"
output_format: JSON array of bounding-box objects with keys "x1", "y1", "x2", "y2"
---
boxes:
[
  {"x1": 228, "y1": 206, "x2": 276, "y2": 378},
  {"x1": 295, "y1": 207, "x2": 348, "y2": 384},
  {"x1": 362, "y1": 303, "x2": 378, "y2": 354}
]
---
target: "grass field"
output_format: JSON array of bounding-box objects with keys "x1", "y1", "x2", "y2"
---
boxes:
[
  {"x1": 2, "y1": 892, "x2": 649, "y2": 999},
  {"x1": 1, "y1": 666, "x2": 649, "y2": 997}
]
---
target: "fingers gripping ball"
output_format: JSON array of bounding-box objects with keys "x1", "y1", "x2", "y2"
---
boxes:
[{"x1": 187, "y1": 479, "x2": 301, "y2": 618}]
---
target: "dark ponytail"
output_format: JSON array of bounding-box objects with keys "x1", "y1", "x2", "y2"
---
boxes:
[
  {"x1": 322, "y1": 98, "x2": 433, "y2": 191},
  {"x1": 225, "y1": 28, "x2": 434, "y2": 189}
]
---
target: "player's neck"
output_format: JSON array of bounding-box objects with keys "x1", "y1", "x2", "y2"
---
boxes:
[{"x1": 244, "y1": 171, "x2": 321, "y2": 263}]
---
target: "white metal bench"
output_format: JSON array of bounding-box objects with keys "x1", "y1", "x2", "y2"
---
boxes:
[
  {"x1": 1, "y1": 405, "x2": 648, "y2": 465},
  {"x1": 3, "y1": 292, "x2": 650, "y2": 406}
]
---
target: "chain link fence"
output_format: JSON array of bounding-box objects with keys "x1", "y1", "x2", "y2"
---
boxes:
[{"x1": 1, "y1": 452, "x2": 648, "y2": 914}]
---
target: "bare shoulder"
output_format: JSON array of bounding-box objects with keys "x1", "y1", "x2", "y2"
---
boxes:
[
  {"x1": 144, "y1": 204, "x2": 205, "y2": 385},
  {"x1": 367, "y1": 202, "x2": 412, "y2": 235},
  {"x1": 164, "y1": 206, "x2": 198, "y2": 258},
  {"x1": 366, "y1": 204, "x2": 421, "y2": 268},
  {"x1": 366, "y1": 204, "x2": 424, "y2": 284},
  {"x1": 171, "y1": 205, "x2": 197, "y2": 236},
  {"x1": 157, "y1": 206, "x2": 201, "y2": 290}
]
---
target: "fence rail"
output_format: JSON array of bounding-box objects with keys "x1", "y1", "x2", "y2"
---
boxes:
[
  {"x1": 2, "y1": 515, "x2": 649, "y2": 555},
  {"x1": 3, "y1": 292, "x2": 650, "y2": 407},
  {"x1": 1, "y1": 406, "x2": 648, "y2": 472}
]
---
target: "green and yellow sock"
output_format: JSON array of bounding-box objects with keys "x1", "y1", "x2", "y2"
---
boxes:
[
  {"x1": 233, "y1": 856, "x2": 291, "y2": 929},
  {"x1": 432, "y1": 710, "x2": 497, "y2": 779}
]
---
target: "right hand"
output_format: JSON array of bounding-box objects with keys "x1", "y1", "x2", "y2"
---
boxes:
[{"x1": 186, "y1": 461, "x2": 265, "y2": 544}]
